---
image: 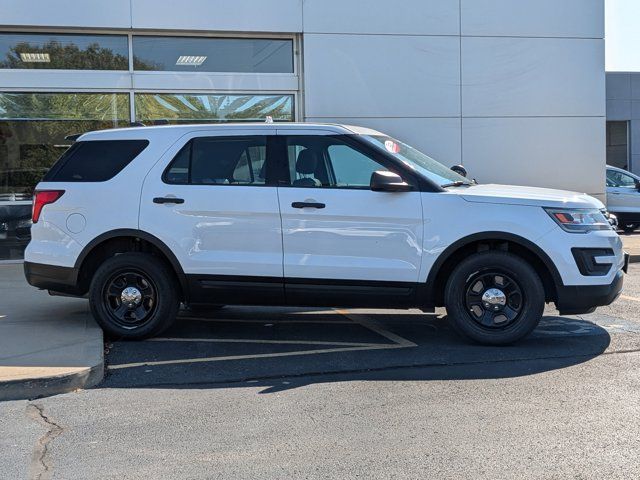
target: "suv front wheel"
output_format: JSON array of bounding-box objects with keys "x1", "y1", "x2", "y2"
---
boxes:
[
  {"x1": 444, "y1": 251, "x2": 545, "y2": 345},
  {"x1": 89, "y1": 253, "x2": 180, "y2": 339}
]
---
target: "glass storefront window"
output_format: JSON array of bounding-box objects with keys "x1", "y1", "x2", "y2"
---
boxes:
[
  {"x1": 134, "y1": 93, "x2": 294, "y2": 124},
  {"x1": 606, "y1": 121, "x2": 629, "y2": 170},
  {"x1": 0, "y1": 33, "x2": 129, "y2": 70},
  {"x1": 132, "y1": 36, "x2": 294, "y2": 73},
  {"x1": 0, "y1": 92, "x2": 130, "y2": 260}
]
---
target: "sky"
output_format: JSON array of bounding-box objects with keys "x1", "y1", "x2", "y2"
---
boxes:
[{"x1": 606, "y1": 0, "x2": 640, "y2": 71}]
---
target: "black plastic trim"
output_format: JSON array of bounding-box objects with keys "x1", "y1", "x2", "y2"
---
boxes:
[
  {"x1": 556, "y1": 270, "x2": 624, "y2": 315},
  {"x1": 609, "y1": 211, "x2": 640, "y2": 225},
  {"x1": 186, "y1": 274, "x2": 417, "y2": 308},
  {"x1": 74, "y1": 229, "x2": 189, "y2": 302},
  {"x1": 422, "y1": 231, "x2": 564, "y2": 307},
  {"x1": 571, "y1": 248, "x2": 614, "y2": 276},
  {"x1": 24, "y1": 261, "x2": 81, "y2": 295}
]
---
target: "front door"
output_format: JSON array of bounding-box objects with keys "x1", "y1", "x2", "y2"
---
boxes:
[
  {"x1": 140, "y1": 131, "x2": 284, "y2": 304},
  {"x1": 274, "y1": 133, "x2": 424, "y2": 306}
]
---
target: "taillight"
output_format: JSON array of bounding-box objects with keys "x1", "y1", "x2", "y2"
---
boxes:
[{"x1": 32, "y1": 190, "x2": 65, "y2": 223}]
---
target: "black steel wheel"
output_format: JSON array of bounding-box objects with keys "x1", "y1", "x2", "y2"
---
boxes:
[
  {"x1": 89, "y1": 253, "x2": 179, "y2": 339},
  {"x1": 103, "y1": 270, "x2": 158, "y2": 329},
  {"x1": 464, "y1": 271, "x2": 523, "y2": 329},
  {"x1": 444, "y1": 251, "x2": 545, "y2": 345}
]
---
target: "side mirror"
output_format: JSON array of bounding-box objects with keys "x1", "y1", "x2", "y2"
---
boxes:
[
  {"x1": 450, "y1": 165, "x2": 467, "y2": 177},
  {"x1": 370, "y1": 171, "x2": 412, "y2": 192}
]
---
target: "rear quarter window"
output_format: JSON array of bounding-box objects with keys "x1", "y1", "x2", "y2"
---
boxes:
[{"x1": 43, "y1": 139, "x2": 149, "y2": 182}]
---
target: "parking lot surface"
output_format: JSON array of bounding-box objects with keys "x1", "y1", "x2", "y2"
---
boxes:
[{"x1": 2, "y1": 266, "x2": 640, "y2": 479}]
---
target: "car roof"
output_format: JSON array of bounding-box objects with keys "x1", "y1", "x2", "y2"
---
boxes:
[
  {"x1": 607, "y1": 165, "x2": 640, "y2": 181},
  {"x1": 77, "y1": 122, "x2": 386, "y2": 142},
  {"x1": 607, "y1": 165, "x2": 640, "y2": 176}
]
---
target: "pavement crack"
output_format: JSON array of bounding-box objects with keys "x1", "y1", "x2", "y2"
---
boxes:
[{"x1": 25, "y1": 403, "x2": 64, "y2": 480}]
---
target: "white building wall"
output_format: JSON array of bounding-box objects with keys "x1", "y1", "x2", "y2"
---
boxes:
[
  {"x1": 302, "y1": 0, "x2": 463, "y2": 165},
  {"x1": 459, "y1": 0, "x2": 605, "y2": 197},
  {"x1": 0, "y1": 0, "x2": 606, "y2": 197}
]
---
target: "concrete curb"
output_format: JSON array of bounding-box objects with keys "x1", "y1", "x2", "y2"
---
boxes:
[{"x1": 0, "y1": 353, "x2": 104, "y2": 402}]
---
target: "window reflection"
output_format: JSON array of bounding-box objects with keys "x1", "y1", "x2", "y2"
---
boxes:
[
  {"x1": 135, "y1": 93, "x2": 293, "y2": 123},
  {"x1": 0, "y1": 92, "x2": 130, "y2": 260},
  {"x1": 0, "y1": 33, "x2": 129, "y2": 70},
  {"x1": 133, "y1": 36, "x2": 293, "y2": 73}
]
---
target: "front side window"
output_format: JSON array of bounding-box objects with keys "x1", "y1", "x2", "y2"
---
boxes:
[
  {"x1": 164, "y1": 136, "x2": 267, "y2": 186},
  {"x1": 0, "y1": 33, "x2": 128, "y2": 70},
  {"x1": 284, "y1": 136, "x2": 387, "y2": 189},
  {"x1": 361, "y1": 134, "x2": 469, "y2": 187},
  {"x1": 607, "y1": 169, "x2": 638, "y2": 188}
]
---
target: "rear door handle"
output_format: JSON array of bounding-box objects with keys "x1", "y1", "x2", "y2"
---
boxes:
[
  {"x1": 292, "y1": 202, "x2": 325, "y2": 209},
  {"x1": 153, "y1": 197, "x2": 184, "y2": 204}
]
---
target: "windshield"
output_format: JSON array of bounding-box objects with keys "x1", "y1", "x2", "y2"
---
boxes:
[{"x1": 361, "y1": 135, "x2": 471, "y2": 187}]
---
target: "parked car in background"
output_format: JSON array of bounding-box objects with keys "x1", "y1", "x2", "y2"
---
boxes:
[
  {"x1": 606, "y1": 166, "x2": 640, "y2": 233},
  {"x1": 23, "y1": 123, "x2": 628, "y2": 346},
  {"x1": 0, "y1": 192, "x2": 33, "y2": 259}
]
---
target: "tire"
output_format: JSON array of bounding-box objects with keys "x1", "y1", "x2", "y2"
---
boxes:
[
  {"x1": 444, "y1": 251, "x2": 545, "y2": 346},
  {"x1": 89, "y1": 253, "x2": 180, "y2": 340},
  {"x1": 622, "y1": 223, "x2": 638, "y2": 234}
]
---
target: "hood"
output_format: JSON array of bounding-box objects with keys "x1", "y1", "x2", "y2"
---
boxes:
[{"x1": 451, "y1": 184, "x2": 604, "y2": 209}]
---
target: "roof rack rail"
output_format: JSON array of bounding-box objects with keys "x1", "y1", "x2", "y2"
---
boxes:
[{"x1": 64, "y1": 121, "x2": 147, "y2": 141}]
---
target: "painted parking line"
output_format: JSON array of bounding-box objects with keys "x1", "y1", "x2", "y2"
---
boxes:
[
  {"x1": 148, "y1": 337, "x2": 389, "y2": 348},
  {"x1": 108, "y1": 309, "x2": 418, "y2": 371},
  {"x1": 620, "y1": 294, "x2": 640, "y2": 303},
  {"x1": 334, "y1": 309, "x2": 418, "y2": 348},
  {"x1": 108, "y1": 344, "x2": 407, "y2": 370}
]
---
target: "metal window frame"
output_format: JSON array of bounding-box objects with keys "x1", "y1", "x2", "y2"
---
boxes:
[
  {"x1": 0, "y1": 27, "x2": 299, "y2": 76},
  {"x1": 0, "y1": 28, "x2": 302, "y2": 121}
]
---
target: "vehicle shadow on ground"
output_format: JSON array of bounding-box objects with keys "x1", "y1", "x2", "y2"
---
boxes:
[{"x1": 99, "y1": 306, "x2": 612, "y2": 393}]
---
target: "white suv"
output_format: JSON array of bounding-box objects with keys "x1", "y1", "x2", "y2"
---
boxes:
[{"x1": 24, "y1": 123, "x2": 628, "y2": 345}]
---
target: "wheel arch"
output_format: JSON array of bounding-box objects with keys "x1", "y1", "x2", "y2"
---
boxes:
[
  {"x1": 422, "y1": 231, "x2": 563, "y2": 308},
  {"x1": 74, "y1": 229, "x2": 189, "y2": 302}
]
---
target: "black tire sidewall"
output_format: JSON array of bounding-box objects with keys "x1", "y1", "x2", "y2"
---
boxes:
[
  {"x1": 89, "y1": 253, "x2": 179, "y2": 340},
  {"x1": 444, "y1": 251, "x2": 545, "y2": 345}
]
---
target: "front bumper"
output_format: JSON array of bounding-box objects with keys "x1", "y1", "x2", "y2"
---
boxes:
[{"x1": 555, "y1": 256, "x2": 627, "y2": 315}]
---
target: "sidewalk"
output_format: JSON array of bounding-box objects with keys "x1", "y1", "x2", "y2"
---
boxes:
[
  {"x1": 621, "y1": 234, "x2": 640, "y2": 262},
  {"x1": 0, "y1": 263, "x2": 103, "y2": 401}
]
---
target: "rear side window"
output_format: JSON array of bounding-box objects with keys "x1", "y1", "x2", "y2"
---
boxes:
[
  {"x1": 163, "y1": 136, "x2": 267, "y2": 185},
  {"x1": 43, "y1": 140, "x2": 149, "y2": 182}
]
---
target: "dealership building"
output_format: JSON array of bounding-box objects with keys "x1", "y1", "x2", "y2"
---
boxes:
[{"x1": 0, "y1": 0, "x2": 608, "y2": 260}]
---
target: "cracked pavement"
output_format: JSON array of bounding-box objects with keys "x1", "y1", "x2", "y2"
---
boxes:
[{"x1": 1, "y1": 265, "x2": 640, "y2": 479}]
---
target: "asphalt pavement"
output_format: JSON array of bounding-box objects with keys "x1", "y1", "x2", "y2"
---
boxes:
[{"x1": 2, "y1": 265, "x2": 640, "y2": 479}]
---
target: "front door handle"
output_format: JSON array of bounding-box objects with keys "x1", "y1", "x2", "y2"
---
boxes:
[
  {"x1": 153, "y1": 197, "x2": 184, "y2": 204},
  {"x1": 292, "y1": 201, "x2": 325, "y2": 209}
]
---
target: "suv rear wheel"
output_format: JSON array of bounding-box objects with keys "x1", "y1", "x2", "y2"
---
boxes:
[
  {"x1": 444, "y1": 251, "x2": 545, "y2": 345},
  {"x1": 89, "y1": 253, "x2": 179, "y2": 339}
]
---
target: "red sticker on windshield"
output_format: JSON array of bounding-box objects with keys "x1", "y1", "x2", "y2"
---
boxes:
[{"x1": 384, "y1": 140, "x2": 400, "y2": 153}]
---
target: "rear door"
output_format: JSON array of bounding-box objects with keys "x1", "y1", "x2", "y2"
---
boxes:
[
  {"x1": 274, "y1": 133, "x2": 424, "y2": 306},
  {"x1": 139, "y1": 130, "x2": 284, "y2": 304}
]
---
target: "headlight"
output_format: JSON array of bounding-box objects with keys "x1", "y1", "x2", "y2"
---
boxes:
[{"x1": 544, "y1": 208, "x2": 612, "y2": 233}]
